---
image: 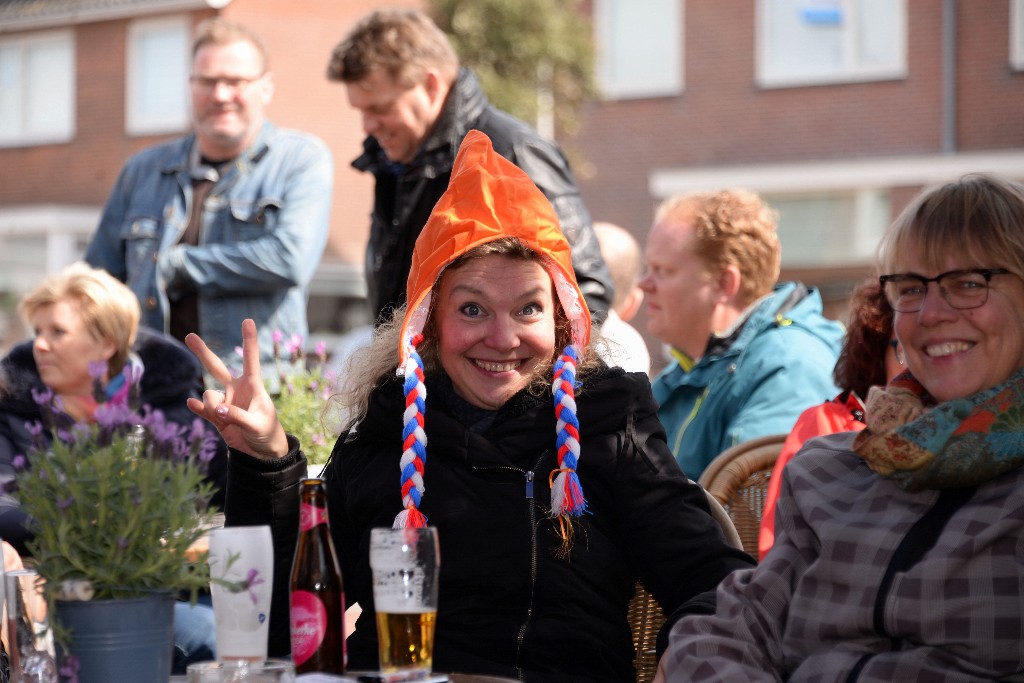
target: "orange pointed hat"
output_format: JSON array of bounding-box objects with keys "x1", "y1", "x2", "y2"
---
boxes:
[
  {"x1": 398, "y1": 129, "x2": 591, "y2": 367},
  {"x1": 391, "y1": 130, "x2": 591, "y2": 530}
]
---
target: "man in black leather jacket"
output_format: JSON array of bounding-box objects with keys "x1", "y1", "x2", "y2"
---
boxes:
[{"x1": 327, "y1": 7, "x2": 614, "y2": 325}]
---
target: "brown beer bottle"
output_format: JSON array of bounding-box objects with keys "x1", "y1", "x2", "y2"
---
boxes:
[{"x1": 289, "y1": 478, "x2": 347, "y2": 673}]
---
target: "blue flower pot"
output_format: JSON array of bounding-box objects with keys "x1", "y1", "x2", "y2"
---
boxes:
[{"x1": 55, "y1": 593, "x2": 175, "y2": 683}]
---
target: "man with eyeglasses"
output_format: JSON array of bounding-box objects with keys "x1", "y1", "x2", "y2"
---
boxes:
[
  {"x1": 641, "y1": 189, "x2": 844, "y2": 480},
  {"x1": 85, "y1": 18, "x2": 333, "y2": 372}
]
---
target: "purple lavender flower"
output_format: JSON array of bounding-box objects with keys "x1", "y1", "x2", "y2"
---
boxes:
[
  {"x1": 287, "y1": 333, "x2": 303, "y2": 361},
  {"x1": 58, "y1": 653, "x2": 80, "y2": 683},
  {"x1": 190, "y1": 419, "x2": 217, "y2": 466},
  {"x1": 30, "y1": 386, "x2": 54, "y2": 407},
  {"x1": 57, "y1": 496, "x2": 74, "y2": 511},
  {"x1": 94, "y1": 402, "x2": 134, "y2": 431},
  {"x1": 87, "y1": 361, "x2": 106, "y2": 380},
  {"x1": 12, "y1": 455, "x2": 26, "y2": 471},
  {"x1": 272, "y1": 330, "x2": 284, "y2": 360}
]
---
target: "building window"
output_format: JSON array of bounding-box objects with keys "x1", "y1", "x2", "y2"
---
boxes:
[
  {"x1": 768, "y1": 189, "x2": 890, "y2": 267},
  {"x1": 126, "y1": 16, "x2": 190, "y2": 136},
  {"x1": 0, "y1": 30, "x2": 75, "y2": 147},
  {"x1": 594, "y1": 0, "x2": 682, "y2": 99},
  {"x1": 757, "y1": 0, "x2": 906, "y2": 88},
  {"x1": 1012, "y1": 0, "x2": 1024, "y2": 70}
]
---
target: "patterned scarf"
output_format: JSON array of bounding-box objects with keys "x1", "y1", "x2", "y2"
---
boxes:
[{"x1": 852, "y1": 368, "x2": 1024, "y2": 491}]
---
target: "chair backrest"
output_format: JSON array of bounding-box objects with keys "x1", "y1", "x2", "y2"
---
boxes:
[
  {"x1": 628, "y1": 486, "x2": 743, "y2": 683},
  {"x1": 697, "y1": 433, "x2": 787, "y2": 557}
]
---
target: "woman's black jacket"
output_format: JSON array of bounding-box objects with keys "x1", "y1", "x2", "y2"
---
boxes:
[{"x1": 226, "y1": 366, "x2": 753, "y2": 682}]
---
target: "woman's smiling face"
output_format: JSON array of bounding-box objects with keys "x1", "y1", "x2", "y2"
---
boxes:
[
  {"x1": 434, "y1": 254, "x2": 557, "y2": 410},
  {"x1": 893, "y1": 252, "x2": 1024, "y2": 403}
]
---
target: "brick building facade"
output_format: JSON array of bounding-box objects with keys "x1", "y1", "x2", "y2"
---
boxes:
[{"x1": 577, "y1": 0, "x2": 1024, "y2": 365}]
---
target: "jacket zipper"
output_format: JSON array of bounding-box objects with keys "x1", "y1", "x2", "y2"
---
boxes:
[
  {"x1": 469, "y1": 454, "x2": 547, "y2": 682},
  {"x1": 672, "y1": 387, "x2": 708, "y2": 456}
]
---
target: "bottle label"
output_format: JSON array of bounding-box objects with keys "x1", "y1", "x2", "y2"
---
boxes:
[
  {"x1": 299, "y1": 502, "x2": 328, "y2": 532},
  {"x1": 290, "y1": 590, "x2": 327, "y2": 666}
]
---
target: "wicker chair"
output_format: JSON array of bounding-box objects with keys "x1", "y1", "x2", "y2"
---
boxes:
[
  {"x1": 697, "y1": 433, "x2": 787, "y2": 557},
  {"x1": 628, "y1": 487, "x2": 742, "y2": 683}
]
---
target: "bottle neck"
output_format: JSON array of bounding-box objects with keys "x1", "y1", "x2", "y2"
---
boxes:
[{"x1": 299, "y1": 501, "x2": 329, "y2": 532}]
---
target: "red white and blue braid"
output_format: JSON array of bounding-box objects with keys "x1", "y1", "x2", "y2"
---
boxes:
[
  {"x1": 394, "y1": 335, "x2": 428, "y2": 529},
  {"x1": 550, "y1": 343, "x2": 586, "y2": 518}
]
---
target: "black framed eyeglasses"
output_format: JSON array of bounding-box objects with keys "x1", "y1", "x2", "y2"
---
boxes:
[
  {"x1": 879, "y1": 268, "x2": 1010, "y2": 313},
  {"x1": 189, "y1": 74, "x2": 265, "y2": 93}
]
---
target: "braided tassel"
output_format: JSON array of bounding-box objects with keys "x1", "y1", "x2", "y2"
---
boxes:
[
  {"x1": 550, "y1": 344, "x2": 586, "y2": 519},
  {"x1": 394, "y1": 337, "x2": 428, "y2": 529}
]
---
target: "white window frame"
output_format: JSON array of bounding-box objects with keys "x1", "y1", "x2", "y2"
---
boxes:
[
  {"x1": 765, "y1": 189, "x2": 889, "y2": 268},
  {"x1": 0, "y1": 29, "x2": 75, "y2": 147},
  {"x1": 125, "y1": 15, "x2": 190, "y2": 136},
  {"x1": 594, "y1": 0, "x2": 683, "y2": 100},
  {"x1": 756, "y1": 0, "x2": 907, "y2": 89},
  {"x1": 1012, "y1": 0, "x2": 1024, "y2": 70}
]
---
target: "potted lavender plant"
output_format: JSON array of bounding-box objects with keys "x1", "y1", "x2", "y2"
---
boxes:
[{"x1": 11, "y1": 376, "x2": 218, "y2": 683}]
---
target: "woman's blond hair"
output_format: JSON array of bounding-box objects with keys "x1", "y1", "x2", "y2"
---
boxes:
[
  {"x1": 878, "y1": 173, "x2": 1024, "y2": 277},
  {"x1": 18, "y1": 262, "x2": 140, "y2": 376}
]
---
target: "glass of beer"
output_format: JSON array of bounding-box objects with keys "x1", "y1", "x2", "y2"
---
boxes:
[{"x1": 369, "y1": 527, "x2": 441, "y2": 677}]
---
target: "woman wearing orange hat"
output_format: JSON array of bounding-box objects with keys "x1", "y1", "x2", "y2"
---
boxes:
[{"x1": 186, "y1": 131, "x2": 754, "y2": 682}]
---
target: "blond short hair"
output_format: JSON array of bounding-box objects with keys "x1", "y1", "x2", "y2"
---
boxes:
[
  {"x1": 192, "y1": 18, "x2": 269, "y2": 73},
  {"x1": 654, "y1": 189, "x2": 781, "y2": 306},
  {"x1": 327, "y1": 8, "x2": 459, "y2": 88},
  {"x1": 18, "y1": 263, "x2": 141, "y2": 376},
  {"x1": 878, "y1": 173, "x2": 1024, "y2": 277}
]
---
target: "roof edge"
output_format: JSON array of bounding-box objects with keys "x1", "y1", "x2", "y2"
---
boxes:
[
  {"x1": 650, "y1": 149, "x2": 1024, "y2": 198},
  {"x1": 0, "y1": 0, "x2": 231, "y2": 33}
]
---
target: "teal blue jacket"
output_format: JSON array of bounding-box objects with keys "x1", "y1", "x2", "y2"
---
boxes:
[{"x1": 652, "y1": 282, "x2": 843, "y2": 480}]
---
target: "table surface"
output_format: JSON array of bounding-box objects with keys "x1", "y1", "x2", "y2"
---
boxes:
[{"x1": 170, "y1": 672, "x2": 519, "y2": 682}]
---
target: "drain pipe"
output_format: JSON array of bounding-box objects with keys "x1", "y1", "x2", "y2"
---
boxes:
[{"x1": 941, "y1": 0, "x2": 956, "y2": 154}]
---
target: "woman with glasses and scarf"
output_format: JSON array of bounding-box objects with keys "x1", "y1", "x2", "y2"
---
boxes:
[{"x1": 657, "y1": 172, "x2": 1024, "y2": 682}]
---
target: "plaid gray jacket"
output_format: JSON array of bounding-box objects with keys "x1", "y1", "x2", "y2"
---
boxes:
[{"x1": 661, "y1": 430, "x2": 1024, "y2": 682}]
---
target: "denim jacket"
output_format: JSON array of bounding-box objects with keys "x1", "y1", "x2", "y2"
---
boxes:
[{"x1": 85, "y1": 122, "x2": 334, "y2": 368}]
